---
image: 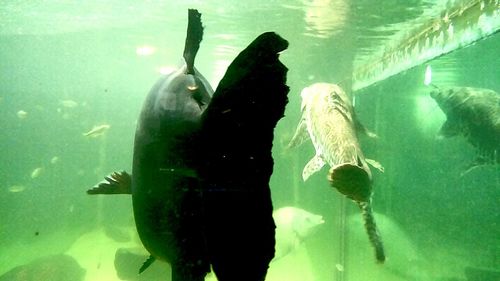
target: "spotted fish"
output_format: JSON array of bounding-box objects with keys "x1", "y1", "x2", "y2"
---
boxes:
[
  {"x1": 430, "y1": 86, "x2": 500, "y2": 173},
  {"x1": 288, "y1": 82, "x2": 385, "y2": 263}
]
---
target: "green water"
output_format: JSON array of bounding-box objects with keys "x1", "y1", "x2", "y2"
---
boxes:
[{"x1": 1, "y1": 1, "x2": 499, "y2": 281}]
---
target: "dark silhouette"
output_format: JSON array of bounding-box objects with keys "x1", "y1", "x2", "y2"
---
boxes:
[
  {"x1": 130, "y1": 8, "x2": 212, "y2": 281},
  {"x1": 88, "y1": 14, "x2": 290, "y2": 280},
  {"x1": 88, "y1": 9, "x2": 213, "y2": 281},
  {"x1": 197, "y1": 32, "x2": 289, "y2": 281}
]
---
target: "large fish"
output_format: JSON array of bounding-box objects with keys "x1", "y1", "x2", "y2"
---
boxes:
[
  {"x1": 273, "y1": 206, "x2": 324, "y2": 260},
  {"x1": 430, "y1": 86, "x2": 500, "y2": 173},
  {"x1": 288, "y1": 82, "x2": 385, "y2": 263},
  {"x1": 88, "y1": 9, "x2": 213, "y2": 280}
]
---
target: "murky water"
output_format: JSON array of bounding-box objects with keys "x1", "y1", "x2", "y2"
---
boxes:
[{"x1": 1, "y1": 1, "x2": 498, "y2": 280}]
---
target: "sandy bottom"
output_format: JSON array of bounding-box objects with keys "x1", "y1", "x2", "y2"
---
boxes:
[
  {"x1": 1, "y1": 226, "x2": 317, "y2": 281},
  {"x1": 63, "y1": 227, "x2": 318, "y2": 281},
  {"x1": 65, "y1": 227, "x2": 142, "y2": 281},
  {"x1": 1, "y1": 223, "x2": 478, "y2": 281}
]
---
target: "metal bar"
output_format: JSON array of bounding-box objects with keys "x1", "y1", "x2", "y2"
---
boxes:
[{"x1": 352, "y1": 0, "x2": 500, "y2": 92}]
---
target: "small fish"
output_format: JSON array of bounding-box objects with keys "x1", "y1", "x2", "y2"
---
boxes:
[
  {"x1": 17, "y1": 110, "x2": 28, "y2": 119},
  {"x1": 335, "y1": 264, "x2": 344, "y2": 272},
  {"x1": 8, "y1": 185, "x2": 26, "y2": 193},
  {"x1": 288, "y1": 82, "x2": 385, "y2": 263},
  {"x1": 50, "y1": 156, "x2": 59, "y2": 164},
  {"x1": 31, "y1": 167, "x2": 43, "y2": 179},
  {"x1": 60, "y1": 99, "x2": 78, "y2": 108},
  {"x1": 88, "y1": 10, "x2": 214, "y2": 278},
  {"x1": 83, "y1": 124, "x2": 110, "y2": 138}
]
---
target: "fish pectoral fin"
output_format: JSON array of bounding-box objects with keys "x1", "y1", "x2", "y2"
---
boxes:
[
  {"x1": 87, "y1": 171, "x2": 132, "y2": 195},
  {"x1": 287, "y1": 118, "x2": 310, "y2": 150},
  {"x1": 365, "y1": 159, "x2": 384, "y2": 173},
  {"x1": 139, "y1": 255, "x2": 156, "y2": 274},
  {"x1": 302, "y1": 155, "x2": 325, "y2": 181}
]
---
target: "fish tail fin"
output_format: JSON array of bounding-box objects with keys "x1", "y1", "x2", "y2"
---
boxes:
[
  {"x1": 358, "y1": 201, "x2": 385, "y2": 263},
  {"x1": 183, "y1": 9, "x2": 204, "y2": 75}
]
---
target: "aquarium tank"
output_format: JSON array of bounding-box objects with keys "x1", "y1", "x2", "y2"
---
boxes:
[{"x1": 1, "y1": 1, "x2": 498, "y2": 281}]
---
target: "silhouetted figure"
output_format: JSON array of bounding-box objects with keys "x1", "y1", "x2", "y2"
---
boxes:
[
  {"x1": 88, "y1": 18, "x2": 290, "y2": 281},
  {"x1": 88, "y1": 9, "x2": 213, "y2": 281},
  {"x1": 130, "y1": 8, "x2": 212, "y2": 281},
  {"x1": 197, "y1": 32, "x2": 289, "y2": 281}
]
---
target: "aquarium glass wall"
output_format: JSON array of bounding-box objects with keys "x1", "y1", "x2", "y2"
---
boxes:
[{"x1": 1, "y1": 1, "x2": 498, "y2": 281}]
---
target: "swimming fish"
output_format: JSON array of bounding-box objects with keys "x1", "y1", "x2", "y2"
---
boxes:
[
  {"x1": 17, "y1": 110, "x2": 28, "y2": 119},
  {"x1": 30, "y1": 167, "x2": 43, "y2": 179},
  {"x1": 60, "y1": 99, "x2": 78, "y2": 108},
  {"x1": 8, "y1": 185, "x2": 26, "y2": 193},
  {"x1": 273, "y1": 206, "x2": 324, "y2": 260},
  {"x1": 82, "y1": 124, "x2": 110, "y2": 138},
  {"x1": 50, "y1": 156, "x2": 59, "y2": 164},
  {"x1": 288, "y1": 82, "x2": 385, "y2": 263},
  {"x1": 430, "y1": 86, "x2": 500, "y2": 173},
  {"x1": 88, "y1": 9, "x2": 213, "y2": 280}
]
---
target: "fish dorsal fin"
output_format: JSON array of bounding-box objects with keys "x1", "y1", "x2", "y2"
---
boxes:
[
  {"x1": 87, "y1": 171, "x2": 132, "y2": 195},
  {"x1": 302, "y1": 155, "x2": 325, "y2": 181},
  {"x1": 139, "y1": 255, "x2": 156, "y2": 274},
  {"x1": 183, "y1": 9, "x2": 203, "y2": 75},
  {"x1": 287, "y1": 118, "x2": 310, "y2": 150}
]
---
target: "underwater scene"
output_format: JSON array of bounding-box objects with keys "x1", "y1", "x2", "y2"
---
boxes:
[{"x1": 1, "y1": 1, "x2": 499, "y2": 281}]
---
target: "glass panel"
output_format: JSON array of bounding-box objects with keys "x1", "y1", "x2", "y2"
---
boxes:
[{"x1": 1, "y1": 1, "x2": 498, "y2": 280}]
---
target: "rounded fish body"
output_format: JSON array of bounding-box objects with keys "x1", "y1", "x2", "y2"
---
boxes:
[
  {"x1": 131, "y1": 10, "x2": 213, "y2": 275},
  {"x1": 132, "y1": 64, "x2": 212, "y2": 267}
]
